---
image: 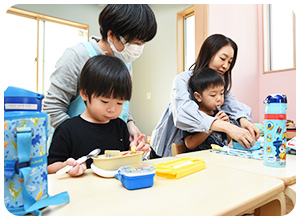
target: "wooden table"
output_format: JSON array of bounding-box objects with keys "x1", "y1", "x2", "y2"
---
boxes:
[
  {"x1": 42, "y1": 157, "x2": 285, "y2": 216},
  {"x1": 176, "y1": 150, "x2": 296, "y2": 186}
]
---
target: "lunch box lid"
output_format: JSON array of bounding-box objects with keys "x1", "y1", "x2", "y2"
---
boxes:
[{"x1": 118, "y1": 165, "x2": 155, "y2": 177}]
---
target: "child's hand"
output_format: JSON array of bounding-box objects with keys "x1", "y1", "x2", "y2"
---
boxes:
[
  {"x1": 215, "y1": 111, "x2": 230, "y2": 123},
  {"x1": 131, "y1": 134, "x2": 151, "y2": 152},
  {"x1": 65, "y1": 158, "x2": 87, "y2": 177}
]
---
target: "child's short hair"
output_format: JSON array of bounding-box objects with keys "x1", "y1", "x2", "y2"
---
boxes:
[
  {"x1": 80, "y1": 55, "x2": 132, "y2": 101},
  {"x1": 99, "y1": 4, "x2": 157, "y2": 43},
  {"x1": 189, "y1": 67, "x2": 225, "y2": 95}
]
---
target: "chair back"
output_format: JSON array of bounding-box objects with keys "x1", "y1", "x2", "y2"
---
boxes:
[{"x1": 171, "y1": 143, "x2": 186, "y2": 156}]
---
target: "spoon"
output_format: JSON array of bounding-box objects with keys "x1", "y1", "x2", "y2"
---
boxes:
[{"x1": 56, "y1": 148, "x2": 101, "y2": 175}]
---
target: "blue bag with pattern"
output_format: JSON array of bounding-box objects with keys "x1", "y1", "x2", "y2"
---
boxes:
[{"x1": 4, "y1": 86, "x2": 69, "y2": 216}]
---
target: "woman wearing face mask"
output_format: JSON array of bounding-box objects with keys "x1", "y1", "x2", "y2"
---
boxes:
[
  {"x1": 44, "y1": 4, "x2": 157, "y2": 151},
  {"x1": 150, "y1": 34, "x2": 260, "y2": 158}
]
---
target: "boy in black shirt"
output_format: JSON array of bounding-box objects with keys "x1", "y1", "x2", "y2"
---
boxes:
[
  {"x1": 48, "y1": 55, "x2": 150, "y2": 176},
  {"x1": 181, "y1": 67, "x2": 232, "y2": 152}
]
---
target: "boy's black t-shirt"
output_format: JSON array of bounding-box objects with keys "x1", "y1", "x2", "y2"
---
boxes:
[{"x1": 48, "y1": 116, "x2": 130, "y2": 168}]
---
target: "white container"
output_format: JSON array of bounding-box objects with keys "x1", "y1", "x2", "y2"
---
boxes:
[{"x1": 92, "y1": 151, "x2": 143, "y2": 171}]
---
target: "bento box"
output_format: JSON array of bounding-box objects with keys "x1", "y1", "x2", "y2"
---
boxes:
[
  {"x1": 116, "y1": 165, "x2": 156, "y2": 190},
  {"x1": 92, "y1": 150, "x2": 143, "y2": 171}
]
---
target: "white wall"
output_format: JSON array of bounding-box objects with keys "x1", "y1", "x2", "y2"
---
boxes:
[{"x1": 131, "y1": 4, "x2": 193, "y2": 136}]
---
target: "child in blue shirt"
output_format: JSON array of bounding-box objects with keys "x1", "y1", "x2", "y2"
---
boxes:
[
  {"x1": 48, "y1": 55, "x2": 149, "y2": 176},
  {"x1": 181, "y1": 67, "x2": 232, "y2": 152}
]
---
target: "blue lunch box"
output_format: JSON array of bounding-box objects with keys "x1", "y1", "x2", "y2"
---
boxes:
[{"x1": 116, "y1": 165, "x2": 155, "y2": 190}]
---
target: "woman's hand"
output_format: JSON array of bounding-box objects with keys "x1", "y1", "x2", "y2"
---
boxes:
[
  {"x1": 65, "y1": 158, "x2": 87, "y2": 177},
  {"x1": 210, "y1": 119, "x2": 255, "y2": 150},
  {"x1": 239, "y1": 118, "x2": 261, "y2": 140},
  {"x1": 227, "y1": 125, "x2": 255, "y2": 150}
]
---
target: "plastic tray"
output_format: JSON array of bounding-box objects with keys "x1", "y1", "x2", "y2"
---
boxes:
[
  {"x1": 91, "y1": 163, "x2": 118, "y2": 178},
  {"x1": 92, "y1": 151, "x2": 143, "y2": 171},
  {"x1": 117, "y1": 165, "x2": 156, "y2": 190},
  {"x1": 153, "y1": 157, "x2": 205, "y2": 179}
]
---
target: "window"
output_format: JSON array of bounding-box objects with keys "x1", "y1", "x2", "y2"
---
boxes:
[
  {"x1": 184, "y1": 14, "x2": 195, "y2": 71},
  {"x1": 5, "y1": 7, "x2": 89, "y2": 93},
  {"x1": 177, "y1": 5, "x2": 207, "y2": 74},
  {"x1": 263, "y1": 4, "x2": 296, "y2": 72},
  {"x1": 4, "y1": 13, "x2": 37, "y2": 91}
]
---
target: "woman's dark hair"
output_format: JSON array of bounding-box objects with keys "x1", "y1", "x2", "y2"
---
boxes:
[
  {"x1": 189, "y1": 67, "x2": 225, "y2": 95},
  {"x1": 80, "y1": 55, "x2": 132, "y2": 102},
  {"x1": 99, "y1": 4, "x2": 157, "y2": 43},
  {"x1": 190, "y1": 34, "x2": 238, "y2": 94}
]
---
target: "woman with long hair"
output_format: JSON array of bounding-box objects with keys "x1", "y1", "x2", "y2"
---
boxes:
[{"x1": 150, "y1": 34, "x2": 260, "y2": 158}]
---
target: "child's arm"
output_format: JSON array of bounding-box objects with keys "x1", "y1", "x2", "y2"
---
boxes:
[
  {"x1": 184, "y1": 131, "x2": 212, "y2": 150},
  {"x1": 48, "y1": 158, "x2": 87, "y2": 177}
]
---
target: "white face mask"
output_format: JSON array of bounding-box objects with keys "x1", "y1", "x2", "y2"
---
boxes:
[{"x1": 109, "y1": 36, "x2": 144, "y2": 63}]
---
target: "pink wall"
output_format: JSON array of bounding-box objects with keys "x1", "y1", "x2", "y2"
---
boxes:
[
  {"x1": 208, "y1": 4, "x2": 296, "y2": 124},
  {"x1": 257, "y1": 5, "x2": 296, "y2": 124}
]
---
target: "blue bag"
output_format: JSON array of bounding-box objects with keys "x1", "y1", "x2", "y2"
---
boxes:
[
  {"x1": 67, "y1": 42, "x2": 130, "y2": 123},
  {"x1": 4, "y1": 86, "x2": 69, "y2": 216}
]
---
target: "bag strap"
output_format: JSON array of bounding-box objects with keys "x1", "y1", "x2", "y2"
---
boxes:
[
  {"x1": 82, "y1": 42, "x2": 97, "y2": 57},
  {"x1": 14, "y1": 127, "x2": 70, "y2": 216},
  {"x1": 16, "y1": 127, "x2": 37, "y2": 210},
  {"x1": 66, "y1": 42, "x2": 97, "y2": 118}
]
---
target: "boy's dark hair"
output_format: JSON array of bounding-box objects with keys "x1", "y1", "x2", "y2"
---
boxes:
[
  {"x1": 189, "y1": 67, "x2": 225, "y2": 95},
  {"x1": 99, "y1": 4, "x2": 157, "y2": 43},
  {"x1": 80, "y1": 55, "x2": 132, "y2": 102}
]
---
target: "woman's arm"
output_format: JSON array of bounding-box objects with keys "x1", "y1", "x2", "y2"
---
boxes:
[
  {"x1": 171, "y1": 71, "x2": 216, "y2": 134},
  {"x1": 222, "y1": 92, "x2": 252, "y2": 124},
  {"x1": 222, "y1": 92, "x2": 260, "y2": 139},
  {"x1": 43, "y1": 46, "x2": 89, "y2": 128},
  {"x1": 210, "y1": 119, "x2": 254, "y2": 149}
]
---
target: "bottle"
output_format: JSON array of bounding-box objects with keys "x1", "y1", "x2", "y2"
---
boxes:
[{"x1": 263, "y1": 94, "x2": 287, "y2": 167}]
